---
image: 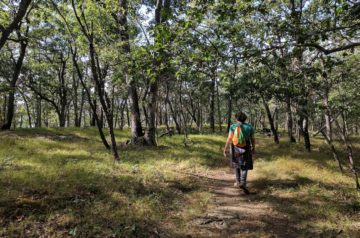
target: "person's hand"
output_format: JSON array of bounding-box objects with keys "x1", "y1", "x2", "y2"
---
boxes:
[{"x1": 223, "y1": 148, "x2": 228, "y2": 157}]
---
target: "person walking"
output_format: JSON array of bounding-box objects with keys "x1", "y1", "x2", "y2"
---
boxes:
[{"x1": 223, "y1": 111, "x2": 255, "y2": 194}]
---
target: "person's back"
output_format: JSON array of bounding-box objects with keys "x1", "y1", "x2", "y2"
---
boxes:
[
  {"x1": 224, "y1": 112, "x2": 255, "y2": 194},
  {"x1": 238, "y1": 122, "x2": 254, "y2": 145}
]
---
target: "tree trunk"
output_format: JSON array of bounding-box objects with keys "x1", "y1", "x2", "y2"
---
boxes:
[
  {"x1": 286, "y1": 96, "x2": 296, "y2": 142},
  {"x1": 197, "y1": 100, "x2": 202, "y2": 133},
  {"x1": 1, "y1": 39, "x2": 27, "y2": 130},
  {"x1": 335, "y1": 114, "x2": 360, "y2": 189},
  {"x1": 226, "y1": 95, "x2": 232, "y2": 132},
  {"x1": 323, "y1": 90, "x2": 332, "y2": 142},
  {"x1": 320, "y1": 129, "x2": 343, "y2": 173},
  {"x1": 158, "y1": 104, "x2": 163, "y2": 126},
  {"x1": 78, "y1": 88, "x2": 85, "y2": 127},
  {"x1": 91, "y1": 45, "x2": 119, "y2": 159},
  {"x1": 90, "y1": 99, "x2": 96, "y2": 127},
  {"x1": 0, "y1": 0, "x2": 32, "y2": 50},
  {"x1": 115, "y1": 0, "x2": 143, "y2": 143},
  {"x1": 209, "y1": 75, "x2": 215, "y2": 133},
  {"x1": 273, "y1": 107, "x2": 278, "y2": 131},
  {"x1": 35, "y1": 94, "x2": 41, "y2": 128},
  {"x1": 19, "y1": 114, "x2": 23, "y2": 128},
  {"x1": 119, "y1": 100, "x2": 126, "y2": 130},
  {"x1": 216, "y1": 79, "x2": 222, "y2": 133},
  {"x1": 262, "y1": 96, "x2": 279, "y2": 144},
  {"x1": 144, "y1": 0, "x2": 171, "y2": 145},
  {"x1": 297, "y1": 96, "x2": 311, "y2": 151},
  {"x1": 1, "y1": 96, "x2": 7, "y2": 127},
  {"x1": 302, "y1": 116, "x2": 311, "y2": 151},
  {"x1": 21, "y1": 92, "x2": 32, "y2": 128},
  {"x1": 58, "y1": 57, "x2": 68, "y2": 128},
  {"x1": 2, "y1": 89, "x2": 16, "y2": 130},
  {"x1": 144, "y1": 0, "x2": 170, "y2": 146},
  {"x1": 166, "y1": 89, "x2": 181, "y2": 134},
  {"x1": 186, "y1": 91, "x2": 200, "y2": 131},
  {"x1": 144, "y1": 80, "x2": 158, "y2": 145},
  {"x1": 126, "y1": 99, "x2": 130, "y2": 128},
  {"x1": 72, "y1": 47, "x2": 110, "y2": 150},
  {"x1": 100, "y1": 109, "x2": 104, "y2": 128},
  {"x1": 58, "y1": 108, "x2": 66, "y2": 128},
  {"x1": 164, "y1": 103, "x2": 170, "y2": 132}
]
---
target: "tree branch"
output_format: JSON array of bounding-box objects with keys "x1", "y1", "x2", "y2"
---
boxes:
[{"x1": 0, "y1": 0, "x2": 32, "y2": 50}]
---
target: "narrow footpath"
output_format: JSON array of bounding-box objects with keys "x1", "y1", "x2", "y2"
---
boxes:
[{"x1": 188, "y1": 170, "x2": 300, "y2": 238}]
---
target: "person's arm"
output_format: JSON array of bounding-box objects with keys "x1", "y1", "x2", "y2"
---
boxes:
[{"x1": 223, "y1": 132, "x2": 234, "y2": 157}]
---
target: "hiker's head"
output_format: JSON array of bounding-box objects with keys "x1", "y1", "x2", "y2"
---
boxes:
[{"x1": 235, "y1": 111, "x2": 247, "y2": 123}]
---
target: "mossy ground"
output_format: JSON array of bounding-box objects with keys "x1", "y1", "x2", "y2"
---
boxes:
[{"x1": 0, "y1": 128, "x2": 359, "y2": 237}]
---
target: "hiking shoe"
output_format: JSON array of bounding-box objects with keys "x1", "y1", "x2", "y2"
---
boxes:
[{"x1": 239, "y1": 184, "x2": 250, "y2": 195}]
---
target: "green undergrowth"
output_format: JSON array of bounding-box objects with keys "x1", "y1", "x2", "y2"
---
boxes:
[{"x1": 0, "y1": 128, "x2": 359, "y2": 237}]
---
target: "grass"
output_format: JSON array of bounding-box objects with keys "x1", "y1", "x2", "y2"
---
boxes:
[
  {"x1": 0, "y1": 127, "x2": 359, "y2": 237},
  {"x1": 252, "y1": 136, "x2": 360, "y2": 236}
]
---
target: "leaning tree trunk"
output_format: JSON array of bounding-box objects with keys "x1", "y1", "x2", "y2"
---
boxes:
[
  {"x1": 71, "y1": 47, "x2": 111, "y2": 150},
  {"x1": 78, "y1": 88, "x2": 85, "y2": 127},
  {"x1": 261, "y1": 95, "x2": 279, "y2": 144},
  {"x1": 335, "y1": 114, "x2": 360, "y2": 189},
  {"x1": 70, "y1": 0, "x2": 119, "y2": 158},
  {"x1": 1, "y1": 39, "x2": 27, "y2": 130},
  {"x1": 320, "y1": 129, "x2": 343, "y2": 173},
  {"x1": 89, "y1": 43, "x2": 119, "y2": 160},
  {"x1": 0, "y1": 0, "x2": 32, "y2": 50}
]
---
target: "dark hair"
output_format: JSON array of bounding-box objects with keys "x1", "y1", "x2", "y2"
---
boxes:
[{"x1": 235, "y1": 111, "x2": 247, "y2": 123}]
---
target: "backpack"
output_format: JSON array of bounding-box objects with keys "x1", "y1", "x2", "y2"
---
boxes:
[{"x1": 233, "y1": 124, "x2": 247, "y2": 147}]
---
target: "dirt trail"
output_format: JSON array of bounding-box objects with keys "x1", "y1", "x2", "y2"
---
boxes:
[{"x1": 188, "y1": 169, "x2": 298, "y2": 238}]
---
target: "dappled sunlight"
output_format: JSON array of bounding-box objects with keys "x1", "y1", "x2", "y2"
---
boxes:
[
  {"x1": 1, "y1": 129, "x2": 359, "y2": 237},
  {"x1": 0, "y1": 128, "x2": 222, "y2": 237}
]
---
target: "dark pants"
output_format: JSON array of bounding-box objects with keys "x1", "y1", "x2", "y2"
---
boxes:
[
  {"x1": 230, "y1": 143, "x2": 252, "y2": 186},
  {"x1": 235, "y1": 168, "x2": 248, "y2": 185}
]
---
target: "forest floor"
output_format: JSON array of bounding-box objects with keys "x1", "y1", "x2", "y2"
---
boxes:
[{"x1": 0, "y1": 128, "x2": 360, "y2": 237}]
